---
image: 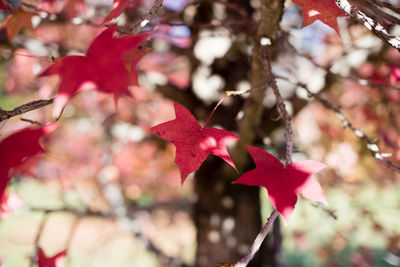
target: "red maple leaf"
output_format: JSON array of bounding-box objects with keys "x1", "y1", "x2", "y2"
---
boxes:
[
  {"x1": 102, "y1": 0, "x2": 135, "y2": 24},
  {"x1": 234, "y1": 146, "x2": 327, "y2": 223},
  {"x1": 0, "y1": 123, "x2": 57, "y2": 200},
  {"x1": 291, "y1": 0, "x2": 346, "y2": 33},
  {"x1": 38, "y1": 248, "x2": 66, "y2": 267},
  {"x1": 39, "y1": 26, "x2": 149, "y2": 114},
  {"x1": 0, "y1": 9, "x2": 35, "y2": 41},
  {"x1": 151, "y1": 102, "x2": 239, "y2": 183}
]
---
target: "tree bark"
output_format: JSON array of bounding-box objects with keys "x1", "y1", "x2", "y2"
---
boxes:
[{"x1": 194, "y1": 0, "x2": 284, "y2": 266}]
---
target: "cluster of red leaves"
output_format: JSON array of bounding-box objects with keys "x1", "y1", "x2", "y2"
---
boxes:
[
  {"x1": 0, "y1": 0, "x2": 134, "y2": 42},
  {"x1": 0, "y1": 0, "x2": 87, "y2": 42},
  {"x1": 0, "y1": 0, "x2": 333, "y2": 227},
  {"x1": 0, "y1": 0, "x2": 338, "y2": 266},
  {"x1": 152, "y1": 103, "x2": 327, "y2": 222}
]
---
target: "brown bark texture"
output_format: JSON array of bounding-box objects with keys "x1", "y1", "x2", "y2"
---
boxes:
[{"x1": 193, "y1": 0, "x2": 284, "y2": 266}]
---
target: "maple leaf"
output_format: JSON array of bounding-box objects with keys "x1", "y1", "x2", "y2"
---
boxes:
[
  {"x1": 102, "y1": 0, "x2": 132, "y2": 24},
  {"x1": 0, "y1": 123, "x2": 57, "y2": 200},
  {"x1": 39, "y1": 26, "x2": 150, "y2": 114},
  {"x1": 151, "y1": 102, "x2": 239, "y2": 183},
  {"x1": 291, "y1": 0, "x2": 346, "y2": 33},
  {"x1": 38, "y1": 248, "x2": 66, "y2": 267},
  {"x1": 0, "y1": 9, "x2": 35, "y2": 41},
  {"x1": 234, "y1": 146, "x2": 327, "y2": 223}
]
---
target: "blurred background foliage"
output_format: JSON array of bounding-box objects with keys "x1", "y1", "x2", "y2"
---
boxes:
[{"x1": 0, "y1": 0, "x2": 400, "y2": 266}]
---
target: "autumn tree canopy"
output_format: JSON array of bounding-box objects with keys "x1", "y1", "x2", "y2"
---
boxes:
[{"x1": 0, "y1": 0, "x2": 400, "y2": 266}]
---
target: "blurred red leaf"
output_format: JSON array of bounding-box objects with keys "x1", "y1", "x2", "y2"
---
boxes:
[
  {"x1": 10, "y1": 153, "x2": 44, "y2": 178},
  {"x1": 0, "y1": 193, "x2": 23, "y2": 218},
  {"x1": 0, "y1": 9, "x2": 35, "y2": 41},
  {"x1": 38, "y1": 248, "x2": 66, "y2": 267},
  {"x1": 39, "y1": 26, "x2": 149, "y2": 113},
  {"x1": 389, "y1": 65, "x2": 400, "y2": 84},
  {"x1": 291, "y1": 0, "x2": 346, "y2": 33},
  {"x1": 0, "y1": 123, "x2": 57, "y2": 200},
  {"x1": 5, "y1": 48, "x2": 37, "y2": 93},
  {"x1": 102, "y1": 0, "x2": 132, "y2": 24},
  {"x1": 234, "y1": 146, "x2": 327, "y2": 223},
  {"x1": 62, "y1": 0, "x2": 86, "y2": 18},
  {"x1": 139, "y1": 52, "x2": 190, "y2": 89},
  {"x1": 39, "y1": 0, "x2": 85, "y2": 18},
  {"x1": 0, "y1": 0, "x2": 11, "y2": 11},
  {"x1": 151, "y1": 102, "x2": 239, "y2": 183}
]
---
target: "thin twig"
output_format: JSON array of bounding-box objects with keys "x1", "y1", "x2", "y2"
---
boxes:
[
  {"x1": 233, "y1": 210, "x2": 279, "y2": 267},
  {"x1": 29, "y1": 207, "x2": 114, "y2": 218},
  {"x1": 312, "y1": 203, "x2": 338, "y2": 220},
  {"x1": 280, "y1": 76, "x2": 400, "y2": 174},
  {"x1": 225, "y1": 83, "x2": 268, "y2": 96},
  {"x1": 129, "y1": 0, "x2": 164, "y2": 34},
  {"x1": 0, "y1": 99, "x2": 54, "y2": 122},
  {"x1": 20, "y1": 118, "x2": 44, "y2": 126},
  {"x1": 335, "y1": 0, "x2": 400, "y2": 51},
  {"x1": 295, "y1": 49, "x2": 400, "y2": 92},
  {"x1": 281, "y1": 32, "x2": 400, "y2": 92},
  {"x1": 372, "y1": 0, "x2": 400, "y2": 14},
  {"x1": 232, "y1": 46, "x2": 294, "y2": 267},
  {"x1": 262, "y1": 49, "x2": 293, "y2": 165},
  {"x1": 358, "y1": 0, "x2": 400, "y2": 25}
]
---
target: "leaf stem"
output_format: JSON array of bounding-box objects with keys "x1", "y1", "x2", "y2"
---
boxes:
[{"x1": 203, "y1": 94, "x2": 228, "y2": 129}]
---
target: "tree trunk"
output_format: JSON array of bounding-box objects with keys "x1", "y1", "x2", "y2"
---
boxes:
[{"x1": 193, "y1": 0, "x2": 284, "y2": 266}]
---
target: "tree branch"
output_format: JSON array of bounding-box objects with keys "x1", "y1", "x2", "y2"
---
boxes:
[
  {"x1": 282, "y1": 78, "x2": 400, "y2": 174},
  {"x1": 0, "y1": 99, "x2": 54, "y2": 122},
  {"x1": 335, "y1": 0, "x2": 400, "y2": 52},
  {"x1": 129, "y1": 0, "x2": 164, "y2": 34},
  {"x1": 232, "y1": 43, "x2": 293, "y2": 267},
  {"x1": 357, "y1": 0, "x2": 400, "y2": 25},
  {"x1": 233, "y1": 210, "x2": 279, "y2": 267},
  {"x1": 262, "y1": 51, "x2": 293, "y2": 165},
  {"x1": 372, "y1": 0, "x2": 400, "y2": 14}
]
